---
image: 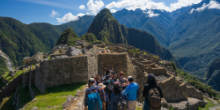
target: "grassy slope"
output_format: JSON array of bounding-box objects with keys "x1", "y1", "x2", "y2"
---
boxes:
[
  {"x1": 0, "y1": 56, "x2": 8, "y2": 75},
  {"x1": 0, "y1": 83, "x2": 85, "y2": 110}
]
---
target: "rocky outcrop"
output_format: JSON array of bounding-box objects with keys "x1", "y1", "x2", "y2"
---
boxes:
[{"x1": 159, "y1": 77, "x2": 187, "y2": 102}]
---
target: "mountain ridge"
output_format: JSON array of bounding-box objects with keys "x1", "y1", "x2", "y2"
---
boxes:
[{"x1": 87, "y1": 8, "x2": 173, "y2": 60}]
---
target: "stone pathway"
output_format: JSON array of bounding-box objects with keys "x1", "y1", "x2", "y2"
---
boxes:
[
  {"x1": 209, "y1": 105, "x2": 220, "y2": 110},
  {"x1": 64, "y1": 85, "x2": 87, "y2": 110}
]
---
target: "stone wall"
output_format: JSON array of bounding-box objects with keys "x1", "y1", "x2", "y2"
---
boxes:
[
  {"x1": 97, "y1": 53, "x2": 132, "y2": 75},
  {"x1": 34, "y1": 56, "x2": 88, "y2": 92}
]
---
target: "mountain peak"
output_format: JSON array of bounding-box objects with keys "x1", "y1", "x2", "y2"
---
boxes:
[
  {"x1": 56, "y1": 28, "x2": 79, "y2": 46},
  {"x1": 99, "y1": 8, "x2": 112, "y2": 15},
  {"x1": 87, "y1": 8, "x2": 126, "y2": 43}
]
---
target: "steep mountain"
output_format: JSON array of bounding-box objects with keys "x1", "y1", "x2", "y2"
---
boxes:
[
  {"x1": 113, "y1": 9, "x2": 173, "y2": 46},
  {"x1": 0, "y1": 56, "x2": 8, "y2": 74},
  {"x1": 0, "y1": 17, "x2": 47, "y2": 65},
  {"x1": 109, "y1": 0, "x2": 220, "y2": 78},
  {"x1": 88, "y1": 8, "x2": 173, "y2": 60},
  {"x1": 28, "y1": 23, "x2": 60, "y2": 49},
  {"x1": 169, "y1": 1, "x2": 220, "y2": 77},
  {"x1": 88, "y1": 9, "x2": 127, "y2": 44},
  {"x1": 206, "y1": 58, "x2": 220, "y2": 90},
  {"x1": 0, "y1": 16, "x2": 94, "y2": 67},
  {"x1": 56, "y1": 28, "x2": 80, "y2": 46}
]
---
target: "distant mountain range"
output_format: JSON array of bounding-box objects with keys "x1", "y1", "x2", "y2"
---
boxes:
[
  {"x1": 206, "y1": 58, "x2": 220, "y2": 91},
  {"x1": 112, "y1": 0, "x2": 220, "y2": 79}
]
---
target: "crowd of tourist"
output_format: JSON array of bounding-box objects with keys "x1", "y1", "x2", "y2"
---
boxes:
[{"x1": 83, "y1": 70, "x2": 163, "y2": 110}]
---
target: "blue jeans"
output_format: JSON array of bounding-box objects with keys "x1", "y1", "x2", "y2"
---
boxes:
[{"x1": 143, "y1": 100, "x2": 150, "y2": 110}]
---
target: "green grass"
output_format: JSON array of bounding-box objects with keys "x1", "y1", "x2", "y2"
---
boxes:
[
  {"x1": 2, "y1": 69, "x2": 24, "y2": 82},
  {"x1": 176, "y1": 69, "x2": 219, "y2": 98},
  {"x1": 136, "y1": 106, "x2": 142, "y2": 110},
  {"x1": 22, "y1": 83, "x2": 85, "y2": 110},
  {"x1": 2, "y1": 65, "x2": 36, "y2": 82},
  {"x1": 0, "y1": 56, "x2": 8, "y2": 75},
  {"x1": 199, "y1": 98, "x2": 216, "y2": 110}
]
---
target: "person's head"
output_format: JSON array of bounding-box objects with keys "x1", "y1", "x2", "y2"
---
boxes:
[
  {"x1": 119, "y1": 71, "x2": 124, "y2": 77},
  {"x1": 128, "y1": 76, "x2": 134, "y2": 83},
  {"x1": 95, "y1": 74, "x2": 101, "y2": 82},
  {"x1": 113, "y1": 82, "x2": 121, "y2": 94},
  {"x1": 147, "y1": 74, "x2": 157, "y2": 86},
  {"x1": 98, "y1": 83, "x2": 106, "y2": 90},
  {"x1": 106, "y1": 70, "x2": 110, "y2": 75},
  {"x1": 88, "y1": 78, "x2": 95, "y2": 87}
]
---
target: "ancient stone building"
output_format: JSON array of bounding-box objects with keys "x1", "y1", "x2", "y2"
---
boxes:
[
  {"x1": 34, "y1": 56, "x2": 88, "y2": 92},
  {"x1": 33, "y1": 52, "x2": 133, "y2": 92},
  {"x1": 97, "y1": 53, "x2": 133, "y2": 76}
]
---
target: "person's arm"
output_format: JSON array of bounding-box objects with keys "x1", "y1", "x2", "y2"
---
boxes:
[
  {"x1": 143, "y1": 85, "x2": 147, "y2": 97},
  {"x1": 84, "y1": 90, "x2": 88, "y2": 109},
  {"x1": 122, "y1": 85, "x2": 129, "y2": 96},
  {"x1": 157, "y1": 86, "x2": 163, "y2": 98}
]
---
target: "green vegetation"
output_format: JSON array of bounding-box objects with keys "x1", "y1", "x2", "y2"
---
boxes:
[
  {"x1": 176, "y1": 69, "x2": 219, "y2": 98},
  {"x1": 0, "y1": 56, "x2": 8, "y2": 75},
  {"x1": 2, "y1": 65, "x2": 35, "y2": 82},
  {"x1": 0, "y1": 16, "x2": 93, "y2": 68},
  {"x1": 23, "y1": 83, "x2": 85, "y2": 110},
  {"x1": 128, "y1": 48, "x2": 141, "y2": 55},
  {"x1": 199, "y1": 98, "x2": 216, "y2": 110},
  {"x1": 206, "y1": 58, "x2": 220, "y2": 91},
  {"x1": 88, "y1": 8, "x2": 173, "y2": 60},
  {"x1": 88, "y1": 8, "x2": 127, "y2": 44},
  {"x1": 56, "y1": 28, "x2": 80, "y2": 46},
  {"x1": 81, "y1": 33, "x2": 100, "y2": 44},
  {"x1": 0, "y1": 83, "x2": 85, "y2": 110}
]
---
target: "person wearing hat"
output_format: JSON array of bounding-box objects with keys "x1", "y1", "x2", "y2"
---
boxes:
[
  {"x1": 122, "y1": 76, "x2": 139, "y2": 110},
  {"x1": 84, "y1": 78, "x2": 103, "y2": 110}
]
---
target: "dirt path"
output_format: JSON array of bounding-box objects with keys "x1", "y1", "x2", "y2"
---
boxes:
[
  {"x1": 65, "y1": 86, "x2": 87, "y2": 110},
  {"x1": 209, "y1": 105, "x2": 220, "y2": 110}
]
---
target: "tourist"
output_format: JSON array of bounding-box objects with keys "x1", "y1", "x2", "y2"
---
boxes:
[
  {"x1": 109, "y1": 82, "x2": 122, "y2": 110},
  {"x1": 98, "y1": 83, "x2": 107, "y2": 110},
  {"x1": 84, "y1": 78, "x2": 103, "y2": 110},
  {"x1": 143, "y1": 74, "x2": 163, "y2": 110},
  {"x1": 122, "y1": 76, "x2": 139, "y2": 110}
]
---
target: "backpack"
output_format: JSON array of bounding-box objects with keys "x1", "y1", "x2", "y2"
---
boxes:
[
  {"x1": 148, "y1": 88, "x2": 161, "y2": 110},
  {"x1": 87, "y1": 90, "x2": 103, "y2": 110}
]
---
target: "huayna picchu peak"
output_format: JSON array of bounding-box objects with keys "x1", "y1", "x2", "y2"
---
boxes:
[
  {"x1": 88, "y1": 8, "x2": 127, "y2": 44},
  {"x1": 88, "y1": 8, "x2": 173, "y2": 60}
]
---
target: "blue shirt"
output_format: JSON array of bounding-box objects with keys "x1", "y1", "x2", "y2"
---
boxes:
[{"x1": 122, "y1": 82, "x2": 139, "y2": 101}]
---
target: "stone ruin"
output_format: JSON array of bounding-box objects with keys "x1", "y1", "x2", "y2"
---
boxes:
[
  {"x1": 0, "y1": 44, "x2": 207, "y2": 110},
  {"x1": 32, "y1": 49, "x2": 133, "y2": 92}
]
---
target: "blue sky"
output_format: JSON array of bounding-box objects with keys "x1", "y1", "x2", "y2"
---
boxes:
[{"x1": 0, "y1": 0, "x2": 209, "y2": 24}]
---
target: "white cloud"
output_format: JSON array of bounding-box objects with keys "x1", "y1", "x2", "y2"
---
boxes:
[
  {"x1": 169, "y1": 0, "x2": 202, "y2": 11},
  {"x1": 77, "y1": 13, "x2": 85, "y2": 17},
  {"x1": 190, "y1": 0, "x2": 220, "y2": 13},
  {"x1": 50, "y1": 10, "x2": 59, "y2": 18},
  {"x1": 87, "y1": 0, "x2": 105, "y2": 15},
  {"x1": 146, "y1": 10, "x2": 159, "y2": 17},
  {"x1": 56, "y1": 12, "x2": 84, "y2": 24},
  {"x1": 110, "y1": 9, "x2": 117, "y2": 13},
  {"x1": 79, "y1": 5, "x2": 86, "y2": 10},
  {"x1": 106, "y1": 0, "x2": 203, "y2": 12}
]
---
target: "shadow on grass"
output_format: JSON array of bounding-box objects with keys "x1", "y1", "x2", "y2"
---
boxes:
[{"x1": 0, "y1": 83, "x2": 85, "y2": 110}]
